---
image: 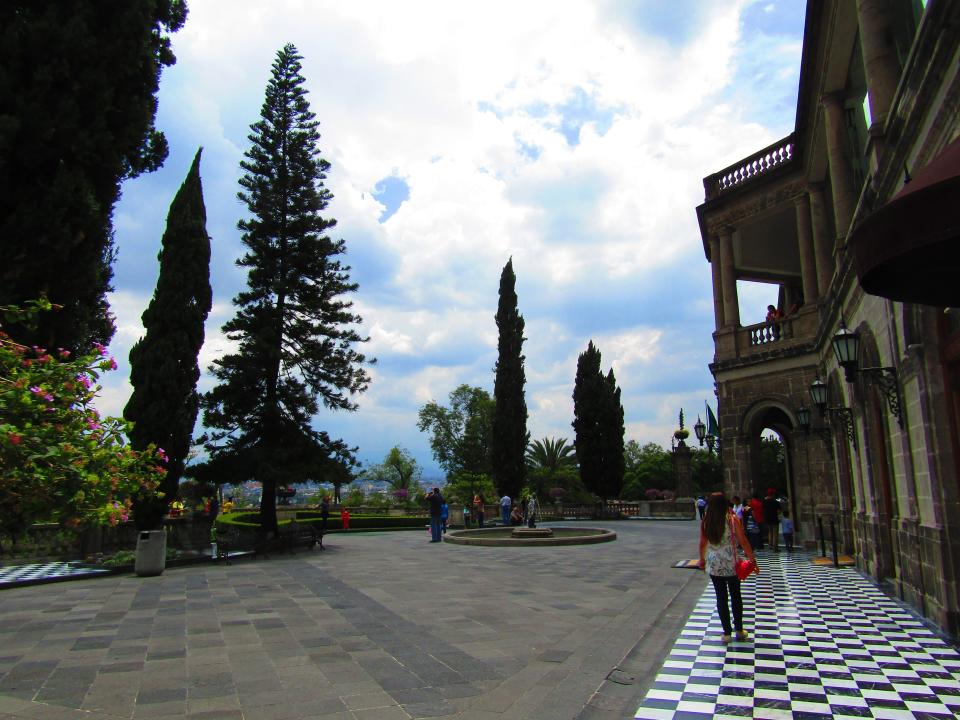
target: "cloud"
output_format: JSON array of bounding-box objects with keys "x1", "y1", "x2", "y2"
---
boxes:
[{"x1": 103, "y1": 0, "x2": 804, "y2": 474}]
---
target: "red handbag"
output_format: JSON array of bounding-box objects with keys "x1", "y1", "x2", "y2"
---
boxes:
[{"x1": 730, "y1": 517, "x2": 755, "y2": 580}]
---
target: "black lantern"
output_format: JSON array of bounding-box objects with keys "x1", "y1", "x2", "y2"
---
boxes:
[
  {"x1": 693, "y1": 416, "x2": 706, "y2": 446},
  {"x1": 706, "y1": 434, "x2": 716, "y2": 453},
  {"x1": 832, "y1": 321, "x2": 860, "y2": 382},
  {"x1": 796, "y1": 404, "x2": 810, "y2": 433},
  {"x1": 809, "y1": 377, "x2": 828, "y2": 415}
]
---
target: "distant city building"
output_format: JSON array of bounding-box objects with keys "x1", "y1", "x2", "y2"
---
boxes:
[{"x1": 696, "y1": 1, "x2": 959, "y2": 638}]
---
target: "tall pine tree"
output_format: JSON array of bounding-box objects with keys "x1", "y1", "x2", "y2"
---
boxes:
[
  {"x1": 0, "y1": 1, "x2": 188, "y2": 351},
  {"x1": 199, "y1": 44, "x2": 371, "y2": 533},
  {"x1": 572, "y1": 342, "x2": 625, "y2": 502},
  {"x1": 573, "y1": 341, "x2": 605, "y2": 497},
  {"x1": 599, "y1": 368, "x2": 626, "y2": 499},
  {"x1": 124, "y1": 148, "x2": 212, "y2": 530},
  {"x1": 492, "y1": 258, "x2": 528, "y2": 499}
]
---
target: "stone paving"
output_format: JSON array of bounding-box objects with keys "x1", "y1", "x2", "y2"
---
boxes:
[{"x1": 0, "y1": 521, "x2": 704, "y2": 720}]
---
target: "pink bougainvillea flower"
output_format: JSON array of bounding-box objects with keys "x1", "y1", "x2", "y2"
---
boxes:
[
  {"x1": 93, "y1": 342, "x2": 108, "y2": 356},
  {"x1": 108, "y1": 357, "x2": 117, "y2": 370},
  {"x1": 8, "y1": 433, "x2": 22, "y2": 445},
  {"x1": 29, "y1": 386, "x2": 43, "y2": 394},
  {"x1": 77, "y1": 375, "x2": 91, "y2": 388}
]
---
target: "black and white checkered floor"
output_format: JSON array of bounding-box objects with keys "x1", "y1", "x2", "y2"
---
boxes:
[
  {"x1": 0, "y1": 561, "x2": 110, "y2": 587},
  {"x1": 636, "y1": 551, "x2": 960, "y2": 719}
]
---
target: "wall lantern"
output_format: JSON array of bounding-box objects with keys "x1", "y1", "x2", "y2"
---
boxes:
[
  {"x1": 797, "y1": 402, "x2": 834, "y2": 454},
  {"x1": 796, "y1": 404, "x2": 811, "y2": 430},
  {"x1": 808, "y1": 377, "x2": 856, "y2": 443},
  {"x1": 830, "y1": 320, "x2": 903, "y2": 427}
]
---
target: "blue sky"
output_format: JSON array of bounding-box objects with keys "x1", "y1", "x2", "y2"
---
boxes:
[{"x1": 101, "y1": 0, "x2": 805, "y2": 481}]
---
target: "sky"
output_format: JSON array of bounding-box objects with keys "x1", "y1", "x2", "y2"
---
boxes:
[{"x1": 101, "y1": 0, "x2": 806, "y2": 481}]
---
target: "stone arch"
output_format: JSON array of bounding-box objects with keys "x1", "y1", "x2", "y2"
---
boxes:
[
  {"x1": 736, "y1": 397, "x2": 803, "y2": 529},
  {"x1": 853, "y1": 322, "x2": 899, "y2": 581}
]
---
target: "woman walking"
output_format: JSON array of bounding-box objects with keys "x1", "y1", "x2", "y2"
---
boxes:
[{"x1": 698, "y1": 492, "x2": 757, "y2": 643}]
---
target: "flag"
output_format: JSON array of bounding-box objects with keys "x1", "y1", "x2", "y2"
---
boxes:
[{"x1": 706, "y1": 402, "x2": 720, "y2": 437}]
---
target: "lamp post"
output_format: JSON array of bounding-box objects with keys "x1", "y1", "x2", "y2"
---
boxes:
[{"x1": 694, "y1": 416, "x2": 706, "y2": 446}]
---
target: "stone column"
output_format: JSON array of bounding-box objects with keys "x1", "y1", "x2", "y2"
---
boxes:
[
  {"x1": 719, "y1": 228, "x2": 740, "y2": 327},
  {"x1": 808, "y1": 184, "x2": 834, "y2": 294},
  {"x1": 673, "y1": 441, "x2": 693, "y2": 499},
  {"x1": 822, "y1": 93, "x2": 858, "y2": 242},
  {"x1": 856, "y1": 0, "x2": 900, "y2": 126},
  {"x1": 709, "y1": 235, "x2": 725, "y2": 331},
  {"x1": 794, "y1": 193, "x2": 819, "y2": 304}
]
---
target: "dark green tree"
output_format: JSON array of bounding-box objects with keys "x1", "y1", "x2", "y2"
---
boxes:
[
  {"x1": 572, "y1": 341, "x2": 625, "y2": 502},
  {"x1": 599, "y1": 368, "x2": 625, "y2": 499},
  {"x1": 572, "y1": 341, "x2": 605, "y2": 496},
  {"x1": 417, "y1": 384, "x2": 494, "y2": 477},
  {"x1": 198, "y1": 44, "x2": 372, "y2": 533},
  {"x1": 361, "y1": 446, "x2": 421, "y2": 494},
  {"x1": 491, "y1": 258, "x2": 528, "y2": 499},
  {"x1": 0, "y1": 1, "x2": 188, "y2": 351},
  {"x1": 620, "y1": 441, "x2": 674, "y2": 498},
  {"x1": 124, "y1": 148, "x2": 212, "y2": 530}
]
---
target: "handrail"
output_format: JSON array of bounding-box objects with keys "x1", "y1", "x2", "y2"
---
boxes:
[{"x1": 703, "y1": 133, "x2": 796, "y2": 200}]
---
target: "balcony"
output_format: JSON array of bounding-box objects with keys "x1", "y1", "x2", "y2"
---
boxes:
[
  {"x1": 714, "y1": 305, "x2": 820, "y2": 366},
  {"x1": 703, "y1": 134, "x2": 795, "y2": 201}
]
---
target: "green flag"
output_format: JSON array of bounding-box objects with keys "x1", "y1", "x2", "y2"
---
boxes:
[{"x1": 706, "y1": 402, "x2": 720, "y2": 436}]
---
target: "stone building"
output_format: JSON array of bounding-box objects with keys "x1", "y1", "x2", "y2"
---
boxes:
[{"x1": 696, "y1": 0, "x2": 959, "y2": 637}]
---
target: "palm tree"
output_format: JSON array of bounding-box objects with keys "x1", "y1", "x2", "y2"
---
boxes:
[{"x1": 525, "y1": 437, "x2": 576, "y2": 472}]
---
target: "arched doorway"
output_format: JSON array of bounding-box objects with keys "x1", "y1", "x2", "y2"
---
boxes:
[{"x1": 739, "y1": 401, "x2": 802, "y2": 535}]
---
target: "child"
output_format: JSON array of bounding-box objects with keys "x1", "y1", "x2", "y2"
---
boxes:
[
  {"x1": 781, "y1": 510, "x2": 795, "y2": 551},
  {"x1": 340, "y1": 508, "x2": 350, "y2": 530},
  {"x1": 440, "y1": 500, "x2": 449, "y2": 534},
  {"x1": 743, "y1": 507, "x2": 761, "y2": 551}
]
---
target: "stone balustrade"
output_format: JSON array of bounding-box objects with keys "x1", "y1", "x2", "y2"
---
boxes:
[{"x1": 704, "y1": 134, "x2": 795, "y2": 200}]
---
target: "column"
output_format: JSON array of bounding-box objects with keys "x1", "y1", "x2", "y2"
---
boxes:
[
  {"x1": 822, "y1": 93, "x2": 859, "y2": 243},
  {"x1": 808, "y1": 184, "x2": 834, "y2": 293},
  {"x1": 719, "y1": 228, "x2": 740, "y2": 327},
  {"x1": 794, "y1": 193, "x2": 819, "y2": 304},
  {"x1": 856, "y1": 0, "x2": 900, "y2": 126},
  {"x1": 709, "y1": 235, "x2": 725, "y2": 331}
]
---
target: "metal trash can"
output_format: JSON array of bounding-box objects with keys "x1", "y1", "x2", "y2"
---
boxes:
[{"x1": 135, "y1": 529, "x2": 167, "y2": 577}]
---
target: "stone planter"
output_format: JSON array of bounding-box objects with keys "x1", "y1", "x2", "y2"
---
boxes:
[{"x1": 135, "y1": 529, "x2": 167, "y2": 577}]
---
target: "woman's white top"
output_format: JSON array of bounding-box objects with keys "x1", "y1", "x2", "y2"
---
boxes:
[{"x1": 705, "y1": 520, "x2": 736, "y2": 577}]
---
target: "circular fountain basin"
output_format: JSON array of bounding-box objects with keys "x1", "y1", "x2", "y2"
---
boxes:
[{"x1": 443, "y1": 526, "x2": 616, "y2": 547}]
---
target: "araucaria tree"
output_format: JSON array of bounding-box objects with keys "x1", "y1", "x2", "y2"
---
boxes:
[
  {"x1": 572, "y1": 341, "x2": 625, "y2": 503},
  {"x1": 200, "y1": 44, "x2": 371, "y2": 533},
  {"x1": 0, "y1": 1, "x2": 188, "y2": 351},
  {"x1": 491, "y1": 258, "x2": 528, "y2": 499},
  {"x1": 124, "y1": 149, "x2": 212, "y2": 530}
]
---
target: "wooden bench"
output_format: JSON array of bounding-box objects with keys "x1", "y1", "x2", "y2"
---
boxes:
[{"x1": 213, "y1": 522, "x2": 324, "y2": 564}]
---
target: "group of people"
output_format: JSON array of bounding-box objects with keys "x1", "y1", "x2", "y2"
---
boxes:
[
  {"x1": 424, "y1": 490, "x2": 543, "y2": 542},
  {"x1": 697, "y1": 488, "x2": 795, "y2": 644}
]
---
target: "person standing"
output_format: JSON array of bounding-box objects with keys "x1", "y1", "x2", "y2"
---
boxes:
[
  {"x1": 781, "y1": 509, "x2": 795, "y2": 551},
  {"x1": 731, "y1": 496, "x2": 744, "y2": 520},
  {"x1": 340, "y1": 507, "x2": 350, "y2": 530},
  {"x1": 526, "y1": 495, "x2": 540, "y2": 528},
  {"x1": 762, "y1": 489, "x2": 781, "y2": 551},
  {"x1": 320, "y1": 496, "x2": 330, "y2": 535},
  {"x1": 440, "y1": 498, "x2": 449, "y2": 534},
  {"x1": 699, "y1": 492, "x2": 757, "y2": 644},
  {"x1": 427, "y1": 488, "x2": 444, "y2": 542},
  {"x1": 473, "y1": 494, "x2": 485, "y2": 528},
  {"x1": 696, "y1": 495, "x2": 707, "y2": 519},
  {"x1": 500, "y1": 494, "x2": 512, "y2": 526},
  {"x1": 748, "y1": 493, "x2": 765, "y2": 549}
]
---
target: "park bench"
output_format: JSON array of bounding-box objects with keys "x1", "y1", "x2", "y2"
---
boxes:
[{"x1": 213, "y1": 522, "x2": 323, "y2": 564}]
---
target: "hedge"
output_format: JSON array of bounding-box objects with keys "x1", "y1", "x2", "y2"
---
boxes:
[{"x1": 215, "y1": 512, "x2": 428, "y2": 531}]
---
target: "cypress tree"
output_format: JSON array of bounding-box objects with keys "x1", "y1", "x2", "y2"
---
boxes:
[
  {"x1": 599, "y1": 368, "x2": 626, "y2": 499},
  {"x1": 572, "y1": 341, "x2": 605, "y2": 497},
  {"x1": 492, "y1": 258, "x2": 528, "y2": 499},
  {"x1": 124, "y1": 148, "x2": 212, "y2": 529},
  {"x1": 0, "y1": 2, "x2": 188, "y2": 351},
  {"x1": 199, "y1": 44, "x2": 372, "y2": 533}
]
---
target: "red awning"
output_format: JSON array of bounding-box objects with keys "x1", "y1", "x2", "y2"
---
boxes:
[{"x1": 850, "y1": 135, "x2": 960, "y2": 307}]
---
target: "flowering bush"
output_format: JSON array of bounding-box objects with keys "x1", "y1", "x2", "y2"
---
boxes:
[
  {"x1": 644, "y1": 488, "x2": 663, "y2": 500},
  {"x1": 0, "y1": 300, "x2": 166, "y2": 536}
]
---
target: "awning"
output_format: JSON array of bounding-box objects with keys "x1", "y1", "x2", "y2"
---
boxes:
[{"x1": 850, "y1": 135, "x2": 960, "y2": 307}]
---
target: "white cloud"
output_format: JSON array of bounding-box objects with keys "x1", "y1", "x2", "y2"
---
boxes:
[{"x1": 107, "y1": 0, "x2": 803, "y2": 473}]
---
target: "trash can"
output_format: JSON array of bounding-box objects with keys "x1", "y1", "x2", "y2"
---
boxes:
[{"x1": 135, "y1": 529, "x2": 167, "y2": 577}]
